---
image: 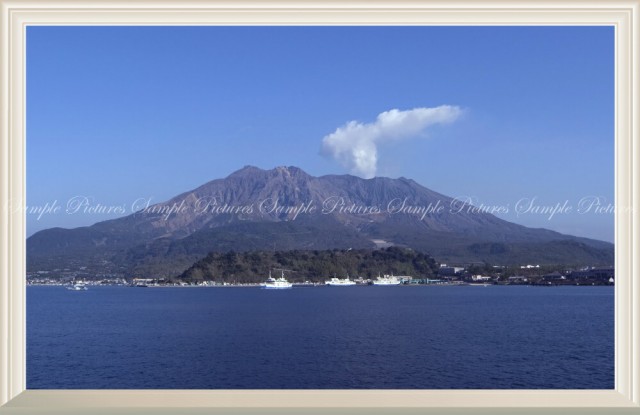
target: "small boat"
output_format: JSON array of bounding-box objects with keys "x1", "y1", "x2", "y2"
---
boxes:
[
  {"x1": 325, "y1": 276, "x2": 357, "y2": 286},
  {"x1": 372, "y1": 274, "x2": 401, "y2": 286},
  {"x1": 66, "y1": 282, "x2": 88, "y2": 291},
  {"x1": 262, "y1": 270, "x2": 293, "y2": 289}
]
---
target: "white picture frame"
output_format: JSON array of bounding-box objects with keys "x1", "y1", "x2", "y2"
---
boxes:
[{"x1": 0, "y1": 1, "x2": 638, "y2": 414}]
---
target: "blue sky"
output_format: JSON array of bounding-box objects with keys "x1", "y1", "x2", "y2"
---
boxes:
[{"x1": 27, "y1": 26, "x2": 614, "y2": 242}]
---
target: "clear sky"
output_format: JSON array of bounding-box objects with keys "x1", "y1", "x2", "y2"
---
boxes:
[{"x1": 26, "y1": 26, "x2": 614, "y2": 242}]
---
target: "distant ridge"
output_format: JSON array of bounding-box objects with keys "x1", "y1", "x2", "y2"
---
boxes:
[{"x1": 27, "y1": 166, "x2": 614, "y2": 277}]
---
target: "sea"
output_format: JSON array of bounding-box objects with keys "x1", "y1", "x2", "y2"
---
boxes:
[{"x1": 27, "y1": 285, "x2": 614, "y2": 389}]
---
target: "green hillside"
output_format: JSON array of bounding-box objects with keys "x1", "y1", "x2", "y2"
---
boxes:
[{"x1": 180, "y1": 247, "x2": 439, "y2": 283}]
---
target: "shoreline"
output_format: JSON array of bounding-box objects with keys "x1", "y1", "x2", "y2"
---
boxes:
[{"x1": 26, "y1": 282, "x2": 614, "y2": 288}]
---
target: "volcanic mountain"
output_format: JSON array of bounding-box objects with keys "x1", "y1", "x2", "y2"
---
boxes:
[{"x1": 27, "y1": 165, "x2": 614, "y2": 277}]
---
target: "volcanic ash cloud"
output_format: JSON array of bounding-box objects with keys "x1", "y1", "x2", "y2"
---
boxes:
[{"x1": 321, "y1": 106, "x2": 463, "y2": 178}]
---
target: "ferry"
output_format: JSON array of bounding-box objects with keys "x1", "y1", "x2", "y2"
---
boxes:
[
  {"x1": 325, "y1": 276, "x2": 357, "y2": 286},
  {"x1": 66, "y1": 282, "x2": 88, "y2": 291},
  {"x1": 372, "y1": 274, "x2": 401, "y2": 286},
  {"x1": 262, "y1": 270, "x2": 293, "y2": 289}
]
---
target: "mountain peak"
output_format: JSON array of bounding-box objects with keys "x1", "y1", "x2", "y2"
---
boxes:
[
  {"x1": 27, "y1": 166, "x2": 614, "y2": 276},
  {"x1": 228, "y1": 165, "x2": 265, "y2": 177},
  {"x1": 273, "y1": 165, "x2": 309, "y2": 177},
  {"x1": 228, "y1": 165, "x2": 312, "y2": 181}
]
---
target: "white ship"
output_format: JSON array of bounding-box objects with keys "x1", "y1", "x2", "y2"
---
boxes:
[
  {"x1": 325, "y1": 276, "x2": 357, "y2": 286},
  {"x1": 372, "y1": 274, "x2": 401, "y2": 286},
  {"x1": 262, "y1": 270, "x2": 293, "y2": 289},
  {"x1": 66, "y1": 282, "x2": 88, "y2": 291}
]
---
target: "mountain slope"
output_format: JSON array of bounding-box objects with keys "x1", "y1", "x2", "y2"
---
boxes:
[{"x1": 27, "y1": 165, "x2": 614, "y2": 276}]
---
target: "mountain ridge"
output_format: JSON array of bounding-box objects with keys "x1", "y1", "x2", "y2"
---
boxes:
[{"x1": 27, "y1": 165, "x2": 614, "y2": 277}]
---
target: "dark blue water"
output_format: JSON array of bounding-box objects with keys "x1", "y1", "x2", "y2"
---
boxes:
[{"x1": 27, "y1": 285, "x2": 613, "y2": 389}]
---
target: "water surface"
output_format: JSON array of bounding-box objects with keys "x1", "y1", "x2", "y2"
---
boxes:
[{"x1": 27, "y1": 285, "x2": 614, "y2": 389}]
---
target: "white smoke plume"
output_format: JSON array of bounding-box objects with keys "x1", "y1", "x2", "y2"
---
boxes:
[{"x1": 321, "y1": 106, "x2": 462, "y2": 178}]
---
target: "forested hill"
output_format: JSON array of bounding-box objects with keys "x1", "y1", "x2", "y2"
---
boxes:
[{"x1": 179, "y1": 247, "x2": 439, "y2": 283}]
